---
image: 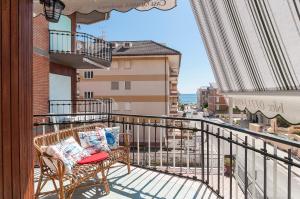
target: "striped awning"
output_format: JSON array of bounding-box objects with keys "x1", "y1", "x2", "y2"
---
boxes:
[
  {"x1": 33, "y1": 0, "x2": 177, "y2": 16},
  {"x1": 190, "y1": 0, "x2": 300, "y2": 123}
]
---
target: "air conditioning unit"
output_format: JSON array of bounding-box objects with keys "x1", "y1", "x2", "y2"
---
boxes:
[
  {"x1": 123, "y1": 42, "x2": 132, "y2": 48},
  {"x1": 111, "y1": 42, "x2": 119, "y2": 49}
]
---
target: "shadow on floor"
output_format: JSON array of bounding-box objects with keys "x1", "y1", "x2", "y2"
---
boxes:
[{"x1": 35, "y1": 164, "x2": 218, "y2": 199}]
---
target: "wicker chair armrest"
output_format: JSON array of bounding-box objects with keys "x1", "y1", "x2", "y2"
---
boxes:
[
  {"x1": 39, "y1": 154, "x2": 66, "y2": 175},
  {"x1": 119, "y1": 133, "x2": 132, "y2": 147}
]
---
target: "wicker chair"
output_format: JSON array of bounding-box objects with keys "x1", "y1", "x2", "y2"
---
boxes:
[{"x1": 34, "y1": 123, "x2": 131, "y2": 199}]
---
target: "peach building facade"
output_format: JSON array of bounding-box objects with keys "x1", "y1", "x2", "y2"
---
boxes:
[{"x1": 77, "y1": 41, "x2": 181, "y2": 117}]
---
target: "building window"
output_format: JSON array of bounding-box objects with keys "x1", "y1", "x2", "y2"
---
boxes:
[
  {"x1": 216, "y1": 96, "x2": 220, "y2": 103},
  {"x1": 125, "y1": 81, "x2": 131, "y2": 90},
  {"x1": 84, "y1": 71, "x2": 94, "y2": 79},
  {"x1": 111, "y1": 81, "x2": 119, "y2": 90},
  {"x1": 216, "y1": 104, "x2": 220, "y2": 111},
  {"x1": 84, "y1": 91, "x2": 93, "y2": 99}
]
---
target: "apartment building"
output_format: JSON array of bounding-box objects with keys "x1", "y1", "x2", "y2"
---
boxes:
[
  {"x1": 77, "y1": 41, "x2": 181, "y2": 117},
  {"x1": 207, "y1": 83, "x2": 228, "y2": 114},
  {"x1": 33, "y1": 13, "x2": 111, "y2": 115},
  {"x1": 196, "y1": 86, "x2": 209, "y2": 109},
  {"x1": 197, "y1": 83, "x2": 228, "y2": 114}
]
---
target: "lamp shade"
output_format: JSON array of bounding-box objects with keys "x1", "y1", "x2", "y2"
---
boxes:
[{"x1": 41, "y1": 0, "x2": 65, "y2": 23}]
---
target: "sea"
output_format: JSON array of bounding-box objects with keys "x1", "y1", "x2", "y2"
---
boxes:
[{"x1": 179, "y1": 94, "x2": 197, "y2": 104}]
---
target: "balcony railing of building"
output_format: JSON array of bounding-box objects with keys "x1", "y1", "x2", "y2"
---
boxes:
[
  {"x1": 48, "y1": 99, "x2": 112, "y2": 115},
  {"x1": 49, "y1": 30, "x2": 112, "y2": 68},
  {"x1": 33, "y1": 113, "x2": 300, "y2": 199}
]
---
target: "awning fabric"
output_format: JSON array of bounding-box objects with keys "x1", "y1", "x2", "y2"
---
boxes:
[
  {"x1": 190, "y1": 0, "x2": 300, "y2": 123},
  {"x1": 231, "y1": 94, "x2": 300, "y2": 124},
  {"x1": 33, "y1": 0, "x2": 177, "y2": 16}
]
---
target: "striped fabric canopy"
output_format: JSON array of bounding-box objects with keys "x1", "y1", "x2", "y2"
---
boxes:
[
  {"x1": 190, "y1": 0, "x2": 300, "y2": 123},
  {"x1": 33, "y1": 0, "x2": 177, "y2": 16}
]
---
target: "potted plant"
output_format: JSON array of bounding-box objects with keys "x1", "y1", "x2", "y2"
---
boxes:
[{"x1": 224, "y1": 155, "x2": 235, "y2": 177}]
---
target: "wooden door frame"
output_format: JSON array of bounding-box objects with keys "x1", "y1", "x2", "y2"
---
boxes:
[{"x1": 0, "y1": 0, "x2": 33, "y2": 198}]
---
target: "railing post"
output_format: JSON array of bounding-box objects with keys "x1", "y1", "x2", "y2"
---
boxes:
[
  {"x1": 273, "y1": 145, "x2": 277, "y2": 199},
  {"x1": 160, "y1": 118, "x2": 164, "y2": 168},
  {"x1": 206, "y1": 124, "x2": 209, "y2": 184},
  {"x1": 263, "y1": 141, "x2": 267, "y2": 199},
  {"x1": 244, "y1": 136, "x2": 248, "y2": 199},
  {"x1": 187, "y1": 125, "x2": 190, "y2": 175},
  {"x1": 180, "y1": 121, "x2": 183, "y2": 175},
  {"x1": 148, "y1": 119, "x2": 151, "y2": 167},
  {"x1": 252, "y1": 138, "x2": 257, "y2": 198},
  {"x1": 137, "y1": 118, "x2": 140, "y2": 166},
  {"x1": 222, "y1": 129, "x2": 225, "y2": 197},
  {"x1": 201, "y1": 121, "x2": 205, "y2": 182},
  {"x1": 194, "y1": 122, "x2": 197, "y2": 179},
  {"x1": 48, "y1": 100, "x2": 51, "y2": 113},
  {"x1": 229, "y1": 131, "x2": 233, "y2": 199},
  {"x1": 217, "y1": 128, "x2": 220, "y2": 195},
  {"x1": 287, "y1": 149, "x2": 292, "y2": 199},
  {"x1": 173, "y1": 120, "x2": 176, "y2": 171},
  {"x1": 235, "y1": 134, "x2": 239, "y2": 199}
]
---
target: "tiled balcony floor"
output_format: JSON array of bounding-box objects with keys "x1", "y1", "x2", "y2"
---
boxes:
[{"x1": 34, "y1": 164, "x2": 220, "y2": 199}]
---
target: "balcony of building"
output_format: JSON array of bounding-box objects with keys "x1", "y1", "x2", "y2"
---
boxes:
[
  {"x1": 170, "y1": 102, "x2": 179, "y2": 116},
  {"x1": 170, "y1": 68, "x2": 179, "y2": 78},
  {"x1": 33, "y1": 113, "x2": 300, "y2": 199},
  {"x1": 49, "y1": 30, "x2": 112, "y2": 69},
  {"x1": 170, "y1": 90, "x2": 179, "y2": 96},
  {"x1": 42, "y1": 99, "x2": 113, "y2": 125},
  {"x1": 170, "y1": 102, "x2": 178, "y2": 109}
]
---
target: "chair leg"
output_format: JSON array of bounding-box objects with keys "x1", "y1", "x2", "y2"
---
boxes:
[
  {"x1": 66, "y1": 189, "x2": 75, "y2": 199},
  {"x1": 127, "y1": 153, "x2": 131, "y2": 174},
  {"x1": 101, "y1": 170, "x2": 110, "y2": 194},
  {"x1": 35, "y1": 173, "x2": 43, "y2": 198},
  {"x1": 58, "y1": 179, "x2": 65, "y2": 199}
]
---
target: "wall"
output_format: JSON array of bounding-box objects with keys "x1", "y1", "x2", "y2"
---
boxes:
[
  {"x1": 77, "y1": 57, "x2": 169, "y2": 116},
  {"x1": 33, "y1": 15, "x2": 50, "y2": 115},
  {"x1": 33, "y1": 15, "x2": 76, "y2": 115}
]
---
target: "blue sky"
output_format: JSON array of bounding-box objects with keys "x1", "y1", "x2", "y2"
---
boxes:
[{"x1": 79, "y1": 1, "x2": 214, "y2": 94}]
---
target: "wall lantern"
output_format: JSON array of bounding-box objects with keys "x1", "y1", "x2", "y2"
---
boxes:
[{"x1": 40, "y1": 0, "x2": 65, "y2": 23}]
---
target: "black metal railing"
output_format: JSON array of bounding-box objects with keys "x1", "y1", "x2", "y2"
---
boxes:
[
  {"x1": 48, "y1": 99, "x2": 113, "y2": 115},
  {"x1": 49, "y1": 30, "x2": 112, "y2": 63},
  {"x1": 33, "y1": 113, "x2": 300, "y2": 199}
]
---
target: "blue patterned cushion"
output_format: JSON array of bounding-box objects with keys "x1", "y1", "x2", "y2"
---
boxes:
[
  {"x1": 104, "y1": 127, "x2": 120, "y2": 150},
  {"x1": 78, "y1": 128, "x2": 110, "y2": 154}
]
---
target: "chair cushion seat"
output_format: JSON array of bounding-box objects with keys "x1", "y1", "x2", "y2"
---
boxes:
[{"x1": 77, "y1": 151, "x2": 109, "y2": 165}]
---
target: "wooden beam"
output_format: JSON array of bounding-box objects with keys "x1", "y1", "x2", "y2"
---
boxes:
[{"x1": 0, "y1": 0, "x2": 33, "y2": 198}]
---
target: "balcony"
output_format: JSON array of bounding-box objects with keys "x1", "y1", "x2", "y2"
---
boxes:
[
  {"x1": 43, "y1": 99, "x2": 113, "y2": 125},
  {"x1": 170, "y1": 72, "x2": 178, "y2": 77},
  {"x1": 33, "y1": 113, "x2": 300, "y2": 198},
  {"x1": 49, "y1": 30, "x2": 112, "y2": 69},
  {"x1": 170, "y1": 103, "x2": 178, "y2": 110},
  {"x1": 170, "y1": 89, "x2": 179, "y2": 96}
]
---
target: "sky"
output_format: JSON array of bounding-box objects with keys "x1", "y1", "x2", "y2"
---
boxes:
[{"x1": 79, "y1": 1, "x2": 214, "y2": 94}]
